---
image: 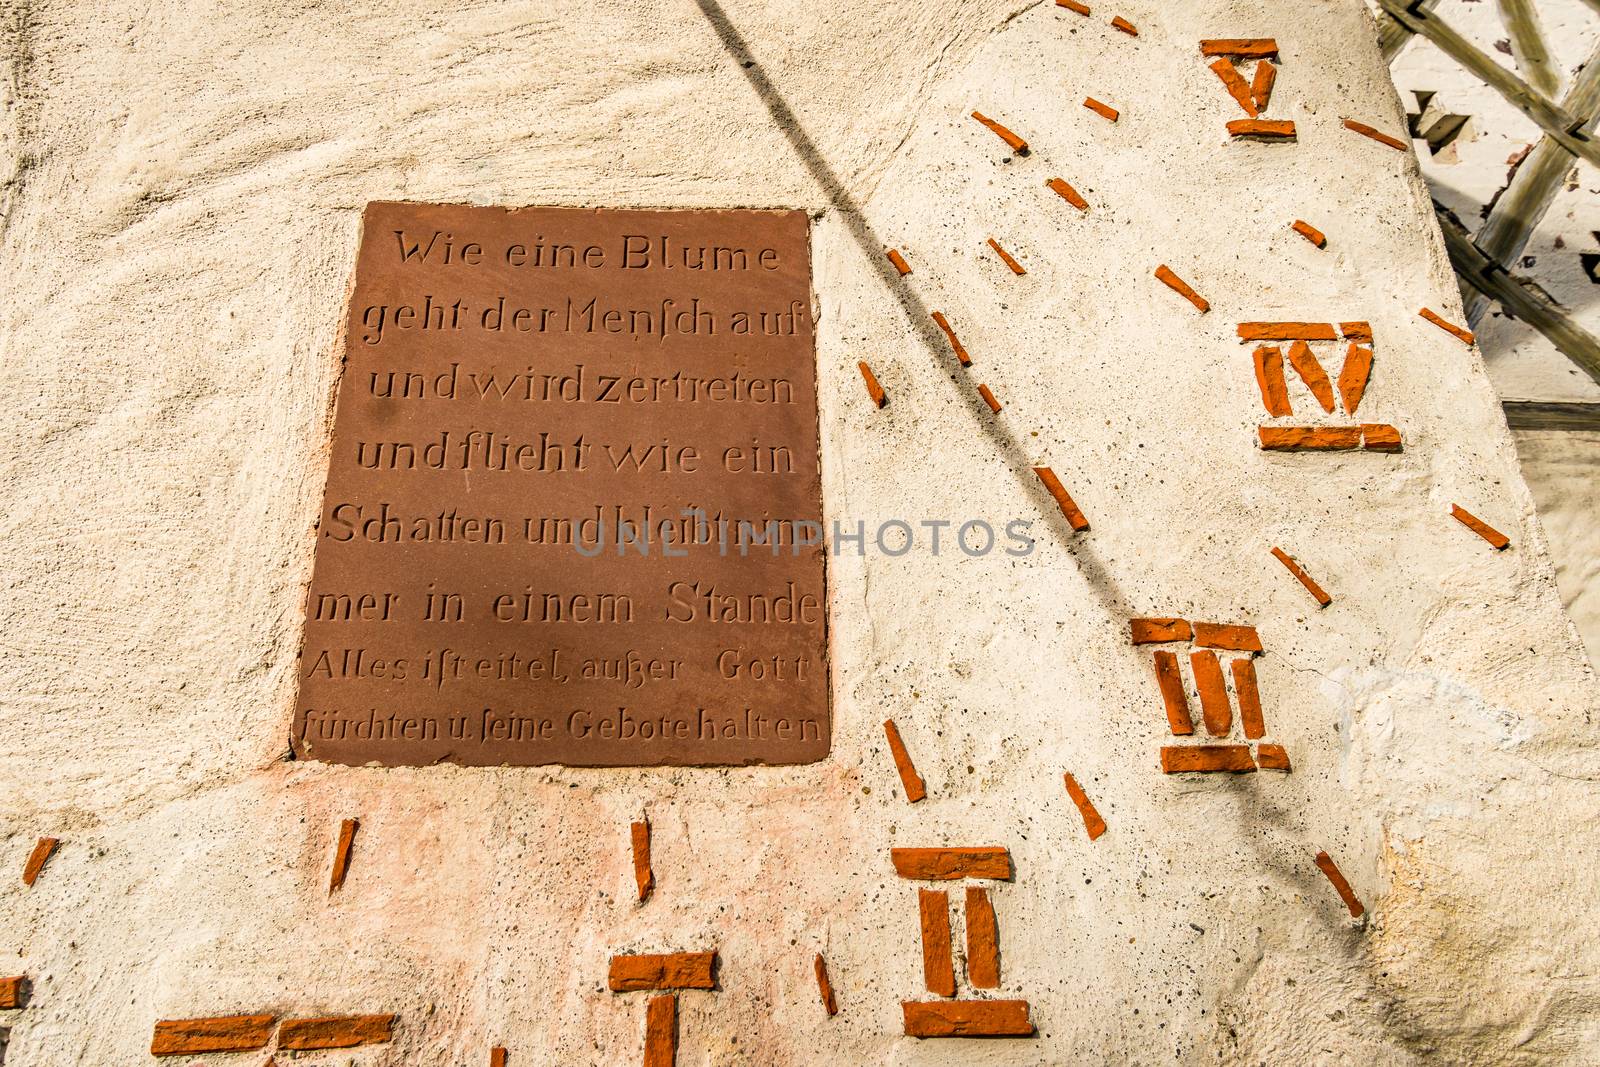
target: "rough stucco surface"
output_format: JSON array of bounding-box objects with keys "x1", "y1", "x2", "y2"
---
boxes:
[{"x1": 1, "y1": 1, "x2": 1598, "y2": 1064}]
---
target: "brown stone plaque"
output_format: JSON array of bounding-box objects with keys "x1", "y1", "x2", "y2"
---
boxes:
[{"x1": 292, "y1": 202, "x2": 828, "y2": 766}]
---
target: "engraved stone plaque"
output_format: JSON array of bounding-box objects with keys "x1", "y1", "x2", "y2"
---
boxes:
[{"x1": 292, "y1": 202, "x2": 828, "y2": 766}]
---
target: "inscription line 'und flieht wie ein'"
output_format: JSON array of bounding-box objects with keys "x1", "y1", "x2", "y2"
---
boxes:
[{"x1": 293, "y1": 202, "x2": 829, "y2": 767}]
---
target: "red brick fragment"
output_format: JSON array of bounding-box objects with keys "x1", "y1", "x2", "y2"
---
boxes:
[
  {"x1": 931, "y1": 311, "x2": 972, "y2": 366},
  {"x1": 1228, "y1": 119, "x2": 1297, "y2": 140},
  {"x1": 892, "y1": 847, "x2": 1012, "y2": 881},
  {"x1": 1190, "y1": 650, "x2": 1232, "y2": 737},
  {"x1": 21, "y1": 837, "x2": 57, "y2": 887},
  {"x1": 1258, "y1": 426, "x2": 1363, "y2": 451},
  {"x1": 1062, "y1": 773, "x2": 1107, "y2": 841},
  {"x1": 1131, "y1": 617, "x2": 1192, "y2": 644},
  {"x1": 609, "y1": 953, "x2": 718, "y2": 992},
  {"x1": 1253, "y1": 345, "x2": 1292, "y2": 417},
  {"x1": 1255, "y1": 743, "x2": 1292, "y2": 771},
  {"x1": 883, "y1": 719, "x2": 927, "y2": 804},
  {"x1": 1451, "y1": 504, "x2": 1510, "y2": 550},
  {"x1": 1291, "y1": 220, "x2": 1327, "y2": 248},
  {"x1": 632, "y1": 819, "x2": 654, "y2": 903},
  {"x1": 1056, "y1": 0, "x2": 1091, "y2": 15},
  {"x1": 1238, "y1": 321, "x2": 1337, "y2": 342},
  {"x1": 857, "y1": 361, "x2": 887, "y2": 408},
  {"x1": 1419, "y1": 306, "x2": 1475, "y2": 345},
  {"x1": 1033, "y1": 466, "x2": 1090, "y2": 532},
  {"x1": 1046, "y1": 177, "x2": 1089, "y2": 211},
  {"x1": 1286, "y1": 340, "x2": 1336, "y2": 413},
  {"x1": 965, "y1": 887, "x2": 1001, "y2": 988},
  {"x1": 902, "y1": 1000, "x2": 1034, "y2": 1037},
  {"x1": 1337, "y1": 343, "x2": 1372, "y2": 414},
  {"x1": 0, "y1": 976, "x2": 28, "y2": 1010},
  {"x1": 1209, "y1": 58, "x2": 1259, "y2": 116},
  {"x1": 886, "y1": 248, "x2": 911, "y2": 276},
  {"x1": 1344, "y1": 117, "x2": 1408, "y2": 151},
  {"x1": 918, "y1": 889, "x2": 955, "y2": 996},
  {"x1": 1231, "y1": 657, "x2": 1266, "y2": 739},
  {"x1": 1340, "y1": 320, "x2": 1373, "y2": 342},
  {"x1": 1271, "y1": 546, "x2": 1331, "y2": 606},
  {"x1": 1192, "y1": 622, "x2": 1262, "y2": 652},
  {"x1": 977, "y1": 383, "x2": 1002, "y2": 413},
  {"x1": 971, "y1": 111, "x2": 1029, "y2": 154},
  {"x1": 1084, "y1": 96, "x2": 1120, "y2": 122},
  {"x1": 1201, "y1": 38, "x2": 1280, "y2": 58},
  {"x1": 1250, "y1": 60, "x2": 1277, "y2": 112},
  {"x1": 814, "y1": 954, "x2": 839, "y2": 1017},
  {"x1": 1153, "y1": 650, "x2": 1195, "y2": 736},
  {"x1": 329, "y1": 818, "x2": 358, "y2": 893},
  {"x1": 1111, "y1": 16, "x2": 1137, "y2": 36},
  {"x1": 1155, "y1": 264, "x2": 1209, "y2": 313},
  {"x1": 278, "y1": 1014, "x2": 395, "y2": 1051},
  {"x1": 1314, "y1": 850, "x2": 1364, "y2": 917},
  {"x1": 644, "y1": 995, "x2": 676, "y2": 1067},
  {"x1": 1160, "y1": 745, "x2": 1256, "y2": 773},
  {"x1": 491, "y1": 1048, "x2": 509, "y2": 1067},
  {"x1": 150, "y1": 1015, "x2": 276, "y2": 1056},
  {"x1": 1361, "y1": 423, "x2": 1403, "y2": 452},
  {"x1": 986, "y1": 237, "x2": 1027, "y2": 275}
]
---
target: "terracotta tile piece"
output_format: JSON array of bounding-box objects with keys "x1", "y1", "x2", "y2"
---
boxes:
[
  {"x1": 1253, "y1": 345, "x2": 1292, "y2": 416},
  {"x1": 1451, "y1": 504, "x2": 1510, "y2": 550},
  {"x1": 1153, "y1": 650, "x2": 1195, "y2": 736},
  {"x1": 1062, "y1": 773, "x2": 1108, "y2": 840},
  {"x1": 902, "y1": 999, "x2": 1035, "y2": 1037},
  {"x1": 1361, "y1": 423, "x2": 1404, "y2": 452},
  {"x1": 1258, "y1": 426, "x2": 1363, "y2": 451},
  {"x1": 491, "y1": 1048, "x2": 509, "y2": 1067},
  {"x1": 892, "y1": 847, "x2": 1012, "y2": 881},
  {"x1": 857, "y1": 361, "x2": 887, "y2": 408},
  {"x1": 971, "y1": 111, "x2": 1029, "y2": 154},
  {"x1": 1111, "y1": 16, "x2": 1137, "y2": 35},
  {"x1": 1033, "y1": 466, "x2": 1090, "y2": 531},
  {"x1": 1084, "y1": 96, "x2": 1120, "y2": 122},
  {"x1": 1209, "y1": 58, "x2": 1259, "y2": 116},
  {"x1": 1230, "y1": 657, "x2": 1266, "y2": 739},
  {"x1": 1337, "y1": 343, "x2": 1373, "y2": 414},
  {"x1": 1314, "y1": 850, "x2": 1365, "y2": 917},
  {"x1": 0, "y1": 976, "x2": 28, "y2": 1010},
  {"x1": 965, "y1": 887, "x2": 1002, "y2": 988},
  {"x1": 1056, "y1": 0, "x2": 1091, "y2": 15},
  {"x1": 977, "y1": 384, "x2": 1002, "y2": 413},
  {"x1": 1255, "y1": 743, "x2": 1293, "y2": 771},
  {"x1": 644, "y1": 995, "x2": 677, "y2": 1067},
  {"x1": 883, "y1": 719, "x2": 928, "y2": 803},
  {"x1": 329, "y1": 818, "x2": 358, "y2": 893},
  {"x1": 1155, "y1": 265, "x2": 1209, "y2": 313},
  {"x1": 886, "y1": 248, "x2": 911, "y2": 276},
  {"x1": 1344, "y1": 117, "x2": 1409, "y2": 151},
  {"x1": 1419, "y1": 306, "x2": 1475, "y2": 345},
  {"x1": 1270, "y1": 547, "x2": 1331, "y2": 606},
  {"x1": 814, "y1": 954, "x2": 839, "y2": 1017},
  {"x1": 931, "y1": 311, "x2": 972, "y2": 366},
  {"x1": 918, "y1": 889, "x2": 955, "y2": 996},
  {"x1": 1238, "y1": 321, "x2": 1337, "y2": 342},
  {"x1": 986, "y1": 237, "x2": 1027, "y2": 275},
  {"x1": 1285, "y1": 340, "x2": 1336, "y2": 413},
  {"x1": 1200, "y1": 38, "x2": 1280, "y2": 58},
  {"x1": 608, "y1": 952, "x2": 718, "y2": 992},
  {"x1": 1250, "y1": 61, "x2": 1277, "y2": 112},
  {"x1": 1340, "y1": 321, "x2": 1373, "y2": 342},
  {"x1": 1160, "y1": 745, "x2": 1257, "y2": 773},
  {"x1": 21, "y1": 837, "x2": 57, "y2": 887},
  {"x1": 150, "y1": 1015, "x2": 277, "y2": 1056},
  {"x1": 1045, "y1": 177, "x2": 1089, "y2": 211},
  {"x1": 1190, "y1": 650, "x2": 1232, "y2": 737},
  {"x1": 632, "y1": 819, "x2": 654, "y2": 903},
  {"x1": 1227, "y1": 119, "x2": 1297, "y2": 140},
  {"x1": 1291, "y1": 220, "x2": 1327, "y2": 248},
  {"x1": 1131, "y1": 617, "x2": 1191, "y2": 644},
  {"x1": 1192, "y1": 622, "x2": 1262, "y2": 652},
  {"x1": 278, "y1": 1014, "x2": 396, "y2": 1051}
]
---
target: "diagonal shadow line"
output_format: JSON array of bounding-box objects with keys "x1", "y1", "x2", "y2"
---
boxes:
[{"x1": 692, "y1": 0, "x2": 1130, "y2": 620}]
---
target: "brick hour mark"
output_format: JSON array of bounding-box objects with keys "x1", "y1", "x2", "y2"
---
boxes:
[
  {"x1": 329, "y1": 818, "x2": 358, "y2": 893},
  {"x1": 883, "y1": 719, "x2": 928, "y2": 803}
]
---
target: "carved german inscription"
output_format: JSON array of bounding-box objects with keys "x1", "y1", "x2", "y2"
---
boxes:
[{"x1": 293, "y1": 202, "x2": 828, "y2": 766}]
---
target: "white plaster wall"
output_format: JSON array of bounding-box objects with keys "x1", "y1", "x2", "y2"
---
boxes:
[{"x1": 0, "y1": 1, "x2": 1597, "y2": 1064}]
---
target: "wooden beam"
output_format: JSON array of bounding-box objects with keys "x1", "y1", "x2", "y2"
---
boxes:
[
  {"x1": 1502, "y1": 401, "x2": 1600, "y2": 431},
  {"x1": 1377, "y1": 0, "x2": 1435, "y2": 61},
  {"x1": 1498, "y1": 0, "x2": 1560, "y2": 98}
]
